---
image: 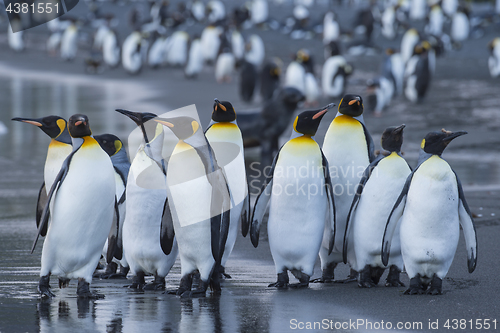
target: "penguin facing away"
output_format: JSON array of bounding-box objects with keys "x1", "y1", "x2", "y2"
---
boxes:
[
  {"x1": 34, "y1": 114, "x2": 117, "y2": 298},
  {"x1": 315, "y1": 95, "x2": 375, "y2": 284},
  {"x1": 382, "y1": 129, "x2": 477, "y2": 295},
  {"x1": 250, "y1": 103, "x2": 336, "y2": 289},
  {"x1": 155, "y1": 114, "x2": 231, "y2": 298},
  {"x1": 239, "y1": 60, "x2": 258, "y2": 102},
  {"x1": 94, "y1": 134, "x2": 131, "y2": 279},
  {"x1": 205, "y1": 99, "x2": 250, "y2": 278},
  {"x1": 260, "y1": 59, "x2": 281, "y2": 102},
  {"x1": 114, "y1": 109, "x2": 179, "y2": 290},
  {"x1": 11, "y1": 116, "x2": 72, "y2": 237},
  {"x1": 343, "y1": 124, "x2": 410, "y2": 288}
]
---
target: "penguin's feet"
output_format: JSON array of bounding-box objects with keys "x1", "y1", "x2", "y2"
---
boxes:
[
  {"x1": 426, "y1": 275, "x2": 442, "y2": 295},
  {"x1": 358, "y1": 265, "x2": 374, "y2": 288},
  {"x1": 58, "y1": 278, "x2": 70, "y2": 289},
  {"x1": 166, "y1": 274, "x2": 193, "y2": 295},
  {"x1": 358, "y1": 280, "x2": 376, "y2": 288},
  {"x1": 38, "y1": 275, "x2": 55, "y2": 298},
  {"x1": 385, "y1": 265, "x2": 405, "y2": 287},
  {"x1": 334, "y1": 269, "x2": 358, "y2": 284},
  {"x1": 180, "y1": 280, "x2": 209, "y2": 298},
  {"x1": 404, "y1": 275, "x2": 425, "y2": 295},
  {"x1": 143, "y1": 280, "x2": 166, "y2": 291},
  {"x1": 268, "y1": 272, "x2": 289, "y2": 289},
  {"x1": 96, "y1": 262, "x2": 119, "y2": 279},
  {"x1": 77, "y1": 279, "x2": 104, "y2": 299},
  {"x1": 127, "y1": 273, "x2": 146, "y2": 290},
  {"x1": 218, "y1": 266, "x2": 232, "y2": 279},
  {"x1": 310, "y1": 265, "x2": 336, "y2": 283},
  {"x1": 289, "y1": 274, "x2": 310, "y2": 289}
]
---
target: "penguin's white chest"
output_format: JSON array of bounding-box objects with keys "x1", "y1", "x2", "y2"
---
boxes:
[{"x1": 44, "y1": 141, "x2": 72, "y2": 191}]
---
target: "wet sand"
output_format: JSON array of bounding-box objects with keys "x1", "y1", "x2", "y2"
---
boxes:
[{"x1": 1, "y1": 1, "x2": 500, "y2": 332}]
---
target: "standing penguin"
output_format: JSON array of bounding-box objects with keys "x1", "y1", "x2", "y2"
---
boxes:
[
  {"x1": 185, "y1": 36, "x2": 204, "y2": 79},
  {"x1": 34, "y1": 114, "x2": 117, "y2": 298},
  {"x1": 316, "y1": 95, "x2": 375, "y2": 283},
  {"x1": 7, "y1": 13, "x2": 24, "y2": 52},
  {"x1": 404, "y1": 43, "x2": 431, "y2": 103},
  {"x1": 250, "y1": 104, "x2": 336, "y2": 289},
  {"x1": 382, "y1": 129, "x2": 477, "y2": 295},
  {"x1": 244, "y1": 34, "x2": 265, "y2": 68},
  {"x1": 122, "y1": 30, "x2": 145, "y2": 75},
  {"x1": 60, "y1": 18, "x2": 79, "y2": 61},
  {"x1": 344, "y1": 125, "x2": 410, "y2": 288},
  {"x1": 94, "y1": 134, "x2": 131, "y2": 279},
  {"x1": 11, "y1": 116, "x2": 72, "y2": 236},
  {"x1": 381, "y1": 4, "x2": 398, "y2": 40},
  {"x1": 215, "y1": 46, "x2": 236, "y2": 83},
  {"x1": 164, "y1": 31, "x2": 190, "y2": 67},
  {"x1": 102, "y1": 21, "x2": 120, "y2": 68},
  {"x1": 155, "y1": 115, "x2": 231, "y2": 298},
  {"x1": 239, "y1": 60, "x2": 258, "y2": 102},
  {"x1": 400, "y1": 28, "x2": 420, "y2": 65},
  {"x1": 260, "y1": 59, "x2": 281, "y2": 102},
  {"x1": 115, "y1": 109, "x2": 179, "y2": 290},
  {"x1": 201, "y1": 25, "x2": 223, "y2": 65},
  {"x1": 488, "y1": 38, "x2": 500, "y2": 78},
  {"x1": 205, "y1": 99, "x2": 250, "y2": 277},
  {"x1": 450, "y1": 7, "x2": 469, "y2": 49},
  {"x1": 323, "y1": 11, "x2": 340, "y2": 45},
  {"x1": 322, "y1": 42, "x2": 353, "y2": 100}
]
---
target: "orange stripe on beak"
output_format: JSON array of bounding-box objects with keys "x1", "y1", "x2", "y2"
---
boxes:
[
  {"x1": 22, "y1": 120, "x2": 43, "y2": 127},
  {"x1": 348, "y1": 99, "x2": 357, "y2": 105},
  {"x1": 313, "y1": 109, "x2": 327, "y2": 119}
]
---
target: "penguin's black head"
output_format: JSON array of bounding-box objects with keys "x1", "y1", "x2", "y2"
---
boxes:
[
  {"x1": 68, "y1": 114, "x2": 92, "y2": 138},
  {"x1": 280, "y1": 87, "x2": 306, "y2": 105},
  {"x1": 94, "y1": 134, "x2": 123, "y2": 156},
  {"x1": 327, "y1": 41, "x2": 341, "y2": 57},
  {"x1": 155, "y1": 116, "x2": 200, "y2": 141},
  {"x1": 293, "y1": 103, "x2": 334, "y2": 136},
  {"x1": 11, "y1": 115, "x2": 67, "y2": 139},
  {"x1": 421, "y1": 129, "x2": 467, "y2": 156},
  {"x1": 381, "y1": 124, "x2": 405, "y2": 152},
  {"x1": 338, "y1": 94, "x2": 363, "y2": 117},
  {"x1": 115, "y1": 109, "x2": 158, "y2": 127},
  {"x1": 212, "y1": 99, "x2": 236, "y2": 122}
]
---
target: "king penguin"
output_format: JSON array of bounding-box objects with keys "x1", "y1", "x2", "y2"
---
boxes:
[
  {"x1": 343, "y1": 124, "x2": 410, "y2": 288},
  {"x1": 315, "y1": 95, "x2": 375, "y2": 283},
  {"x1": 250, "y1": 103, "x2": 336, "y2": 289},
  {"x1": 94, "y1": 134, "x2": 131, "y2": 279},
  {"x1": 488, "y1": 38, "x2": 500, "y2": 78},
  {"x1": 155, "y1": 115, "x2": 231, "y2": 298},
  {"x1": 60, "y1": 18, "x2": 79, "y2": 61},
  {"x1": 11, "y1": 116, "x2": 72, "y2": 237},
  {"x1": 382, "y1": 129, "x2": 477, "y2": 295},
  {"x1": 115, "y1": 109, "x2": 178, "y2": 290},
  {"x1": 34, "y1": 114, "x2": 117, "y2": 298},
  {"x1": 205, "y1": 99, "x2": 250, "y2": 278}
]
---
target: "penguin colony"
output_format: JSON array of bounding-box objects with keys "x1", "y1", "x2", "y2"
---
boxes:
[
  {"x1": 15, "y1": 92, "x2": 477, "y2": 298},
  {"x1": 6, "y1": 0, "x2": 499, "y2": 107}
]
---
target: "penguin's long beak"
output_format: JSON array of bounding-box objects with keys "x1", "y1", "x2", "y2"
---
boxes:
[
  {"x1": 214, "y1": 98, "x2": 226, "y2": 111},
  {"x1": 115, "y1": 109, "x2": 158, "y2": 126},
  {"x1": 313, "y1": 103, "x2": 335, "y2": 119},
  {"x1": 11, "y1": 117, "x2": 43, "y2": 127},
  {"x1": 393, "y1": 124, "x2": 406, "y2": 134},
  {"x1": 443, "y1": 130, "x2": 467, "y2": 143}
]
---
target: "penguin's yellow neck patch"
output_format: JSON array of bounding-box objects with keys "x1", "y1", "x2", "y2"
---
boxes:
[
  {"x1": 289, "y1": 136, "x2": 316, "y2": 145},
  {"x1": 386, "y1": 151, "x2": 399, "y2": 159},
  {"x1": 56, "y1": 119, "x2": 66, "y2": 138},
  {"x1": 333, "y1": 115, "x2": 361, "y2": 127},
  {"x1": 421, "y1": 139, "x2": 426, "y2": 149},
  {"x1": 49, "y1": 139, "x2": 70, "y2": 148},
  {"x1": 113, "y1": 140, "x2": 122, "y2": 155},
  {"x1": 82, "y1": 136, "x2": 99, "y2": 148},
  {"x1": 211, "y1": 122, "x2": 238, "y2": 130}
]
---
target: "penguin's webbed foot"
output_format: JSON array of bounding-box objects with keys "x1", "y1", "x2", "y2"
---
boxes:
[
  {"x1": 180, "y1": 280, "x2": 209, "y2": 298},
  {"x1": 310, "y1": 265, "x2": 336, "y2": 283},
  {"x1": 289, "y1": 273, "x2": 310, "y2": 289},
  {"x1": 425, "y1": 275, "x2": 442, "y2": 295},
  {"x1": 166, "y1": 274, "x2": 193, "y2": 295},
  {"x1": 127, "y1": 272, "x2": 146, "y2": 290},
  {"x1": 268, "y1": 272, "x2": 289, "y2": 289},
  {"x1": 218, "y1": 266, "x2": 232, "y2": 279},
  {"x1": 358, "y1": 280, "x2": 376, "y2": 288},
  {"x1": 404, "y1": 275, "x2": 425, "y2": 295},
  {"x1": 38, "y1": 275, "x2": 55, "y2": 298},
  {"x1": 77, "y1": 279, "x2": 104, "y2": 299},
  {"x1": 385, "y1": 265, "x2": 405, "y2": 287},
  {"x1": 143, "y1": 281, "x2": 165, "y2": 291}
]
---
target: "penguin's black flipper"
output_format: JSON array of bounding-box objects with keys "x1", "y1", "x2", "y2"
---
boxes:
[
  {"x1": 381, "y1": 171, "x2": 415, "y2": 266},
  {"x1": 343, "y1": 155, "x2": 384, "y2": 263},
  {"x1": 31, "y1": 142, "x2": 83, "y2": 253},
  {"x1": 160, "y1": 198, "x2": 175, "y2": 256},
  {"x1": 250, "y1": 179, "x2": 273, "y2": 248},
  {"x1": 36, "y1": 182, "x2": 49, "y2": 237},
  {"x1": 322, "y1": 152, "x2": 336, "y2": 255},
  {"x1": 107, "y1": 198, "x2": 121, "y2": 263},
  {"x1": 454, "y1": 171, "x2": 478, "y2": 273},
  {"x1": 240, "y1": 182, "x2": 251, "y2": 237},
  {"x1": 361, "y1": 122, "x2": 376, "y2": 162}
]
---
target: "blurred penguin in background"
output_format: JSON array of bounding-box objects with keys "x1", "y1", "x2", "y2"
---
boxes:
[
  {"x1": 488, "y1": 38, "x2": 500, "y2": 78},
  {"x1": 245, "y1": 34, "x2": 265, "y2": 67},
  {"x1": 381, "y1": 48, "x2": 404, "y2": 96},
  {"x1": 401, "y1": 28, "x2": 420, "y2": 65},
  {"x1": 185, "y1": 36, "x2": 204, "y2": 78},
  {"x1": 404, "y1": 43, "x2": 431, "y2": 103},
  {"x1": 250, "y1": 0, "x2": 269, "y2": 27},
  {"x1": 239, "y1": 60, "x2": 258, "y2": 102},
  {"x1": 450, "y1": 6, "x2": 470, "y2": 50},
  {"x1": 425, "y1": 3, "x2": 444, "y2": 36},
  {"x1": 201, "y1": 24, "x2": 222, "y2": 65},
  {"x1": 7, "y1": 13, "x2": 24, "y2": 52},
  {"x1": 322, "y1": 42, "x2": 353, "y2": 100},
  {"x1": 164, "y1": 31, "x2": 190, "y2": 67},
  {"x1": 60, "y1": 17, "x2": 79, "y2": 61},
  {"x1": 409, "y1": 0, "x2": 427, "y2": 21},
  {"x1": 381, "y1": 3, "x2": 399, "y2": 40},
  {"x1": 323, "y1": 11, "x2": 340, "y2": 45},
  {"x1": 260, "y1": 58, "x2": 282, "y2": 102}
]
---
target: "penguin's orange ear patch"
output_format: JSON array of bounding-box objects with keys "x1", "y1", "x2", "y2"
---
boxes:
[
  {"x1": 219, "y1": 104, "x2": 227, "y2": 112},
  {"x1": 348, "y1": 99, "x2": 357, "y2": 105}
]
